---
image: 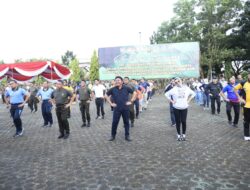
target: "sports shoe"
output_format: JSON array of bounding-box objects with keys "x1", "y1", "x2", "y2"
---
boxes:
[
  {"x1": 13, "y1": 133, "x2": 19, "y2": 138},
  {"x1": 171, "y1": 124, "x2": 176, "y2": 127},
  {"x1": 232, "y1": 124, "x2": 238, "y2": 128},
  {"x1": 182, "y1": 135, "x2": 186, "y2": 141},
  {"x1": 177, "y1": 135, "x2": 181, "y2": 141},
  {"x1": 63, "y1": 134, "x2": 70, "y2": 139},
  {"x1": 18, "y1": 128, "x2": 24, "y2": 136},
  {"x1": 244, "y1": 136, "x2": 250, "y2": 141},
  {"x1": 81, "y1": 123, "x2": 87, "y2": 127}
]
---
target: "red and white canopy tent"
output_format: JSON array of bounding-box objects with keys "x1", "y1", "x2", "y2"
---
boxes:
[{"x1": 0, "y1": 61, "x2": 71, "y2": 83}]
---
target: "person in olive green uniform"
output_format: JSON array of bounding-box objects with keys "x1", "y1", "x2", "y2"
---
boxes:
[
  {"x1": 51, "y1": 80, "x2": 75, "y2": 139},
  {"x1": 76, "y1": 80, "x2": 92, "y2": 127}
]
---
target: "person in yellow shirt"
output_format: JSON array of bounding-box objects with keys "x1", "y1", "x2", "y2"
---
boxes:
[
  {"x1": 234, "y1": 70, "x2": 250, "y2": 141},
  {"x1": 63, "y1": 80, "x2": 74, "y2": 118}
]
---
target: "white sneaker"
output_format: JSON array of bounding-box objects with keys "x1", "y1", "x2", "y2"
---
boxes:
[
  {"x1": 244, "y1": 136, "x2": 250, "y2": 141},
  {"x1": 177, "y1": 135, "x2": 181, "y2": 141},
  {"x1": 19, "y1": 128, "x2": 24, "y2": 136}
]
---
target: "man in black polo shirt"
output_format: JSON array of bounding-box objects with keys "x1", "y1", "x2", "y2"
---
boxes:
[
  {"x1": 51, "y1": 80, "x2": 75, "y2": 139},
  {"x1": 106, "y1": 76, "x2": 137, "y2": 142}
]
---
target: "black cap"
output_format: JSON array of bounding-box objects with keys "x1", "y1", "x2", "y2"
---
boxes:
[
  {"x1": 115, "y1": 76, "x2": 123, "y2": 81},
  {"x1": 57, "y1": 80, "x2": 64, "y2": 84}
]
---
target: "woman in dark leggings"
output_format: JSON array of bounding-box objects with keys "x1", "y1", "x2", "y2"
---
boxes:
[{"x1": 165, "y1": 78, "x2": 195, "y2": 141}]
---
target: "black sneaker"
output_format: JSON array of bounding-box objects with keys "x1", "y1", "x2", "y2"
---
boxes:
[
  {"x1": 108, "y1": 136, "x2": 115, "y2": 141},
  {"x1": 87, "y1": 122, "x2": 91, "y2": 127},
  {"x1": 58, "y1": 134, "x2": 64, "y2": 139},
  {"x1": 81, "y1": 123, "x2": 87, "y2": 127},
  {"x1": 233, "y1": 124, "x2": 238, "y2": 128},
  {"x1": 64, "y1": 134, "x2": 70, "y2": 139},
  {"x1": 102, "y1": 115, "x2": 105, "y2": 119},
  {"x1": 125, "y1": 136, "x2": 132, "y2": 142}
]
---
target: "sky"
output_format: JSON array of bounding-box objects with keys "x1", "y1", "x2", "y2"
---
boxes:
[{"x1": 0, "y1": 0, "x2": 177, "y2": 63}]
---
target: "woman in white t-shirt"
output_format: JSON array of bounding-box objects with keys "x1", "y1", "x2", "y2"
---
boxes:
[{"x1": 165, "y1": 78, "x2": 195, "y2": 141}]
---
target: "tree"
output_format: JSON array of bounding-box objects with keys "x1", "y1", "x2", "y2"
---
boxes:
[
  {"x1": 89, "y1": 50, "x2": 99, "y2": 81},
  {"x1": 150, "y1": 0, "x2": 199, "y2": 44},
  {"x1": 226, "y1": 0, "x2": 250, "y2": 76},
  {"x1": 69, "y1": 58, "x2": 82, "y2": 82},
  {"x1": 61, "y1": 50, "x2": 76, "y2": 66},
  {"x1": 150, "y1": 0, "x2": 244, "y2": 78}
]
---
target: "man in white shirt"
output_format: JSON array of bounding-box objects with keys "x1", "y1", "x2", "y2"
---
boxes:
[{"x1": 92, "y1": 79, "x2": 106, "y2": 119}]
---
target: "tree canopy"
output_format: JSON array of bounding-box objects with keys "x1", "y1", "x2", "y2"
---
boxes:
[{"x1": 151, "y1": 0, "x2": 249, "y2": 78}]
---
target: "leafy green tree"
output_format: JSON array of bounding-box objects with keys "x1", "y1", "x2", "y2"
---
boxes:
[
  {"x1": 69, "y1": 58, "x2": 81, "y2": 82},
  {"x1": 61, "y1": 50, "x2": 76, "y2": 66},
  {"x1": 151, "y1": 0, "x2": 244, "y2": 78},
  {"x1": 89, "y1": 50, "x2": 99, "y2": 81}
]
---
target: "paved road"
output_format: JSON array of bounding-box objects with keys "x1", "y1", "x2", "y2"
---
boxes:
[{"x1": 0, "y1": 95, "x2": 250, "y2": 190}]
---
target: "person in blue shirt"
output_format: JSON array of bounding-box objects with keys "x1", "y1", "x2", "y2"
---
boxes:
[
  {"x1": 106, "y1": 76, "x2": 137, "y2": 142},
  {"x1": 5, "y1": 80, "x2": 29, "y2": 137},
  {"x1": 220, "y1": 76, "x2": 240, "y2": 127},
  {"x1": 36, "y1": 81, "x2": 54, "y2": 127},
  {"x1": 139, "y1": 78, "x2": 150, "y2": 110}
]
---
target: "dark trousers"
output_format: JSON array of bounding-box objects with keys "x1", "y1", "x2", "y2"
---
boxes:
[
  {"x1": 80, "y1": 101, "x2": 90, "y2": 123},
  {"x1": 10, "y1": 104, "x2": 24, "y2": 133},
  {"x1": 134, "y1": 99, "x2": 139, "y2": 117},
  {"x1": 112, "y1": 108, "x2": 130, "y2": 137},
  {"x1": 41, "y1": 100, "x2": 53, "y2": 125},
  {"x1": 2, "y1": 94, "x2": 5, "y2": 104},
  {"x1": 243, "y1": 108, "x2": 250, "y2": 137},
  {"x1": 129, "y1": 104, "x2": 135, "y2": 124},
  {"x1": 28, "y1": 95, "x2": 38, "y2": 111},
  {"x1": 95, "y1": 98, "x2": 105, "y2": 116},
  {"x1": 173, "y1": 108, "x2": 188, "y2": 135},
  {"x1": 170, "y1": 103, "x2": 176, "y2": 125},
  {"x1": 56, "y1": 105, "x2": 70, "y2": 135},
  {"x1": 226, "y1": 101, "x2": 240, "y2": 124},
  {"x1": 210, "y1": 95, "x2": 221, "y2": 114},
  {"x1": 203, "y1": 93, "x2": 209, "y2": 107}
]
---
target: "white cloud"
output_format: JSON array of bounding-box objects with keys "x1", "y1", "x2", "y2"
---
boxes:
[{"x1": 0, "y1": 0, "x2": 177, "y2": 62}]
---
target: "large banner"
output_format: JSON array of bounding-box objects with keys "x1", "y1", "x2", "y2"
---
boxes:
[{"x1": 98, "y1": 42, "x2": 200, "y2": 80}]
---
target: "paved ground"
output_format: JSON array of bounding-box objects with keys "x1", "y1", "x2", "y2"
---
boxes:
[{"x1": 0, "y1": 95, "x2": 250, "y2": 190}]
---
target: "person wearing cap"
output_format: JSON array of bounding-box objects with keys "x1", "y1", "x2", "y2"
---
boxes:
[
  {"x1": 234, "y1": 70, "x2": 250, "y2": 141},
  {"x1": 165, "y1": 77, "x2": 195, "y2": 141},
  {"x1": 36, "y1": 81, "x2": 54, "y2": 127},
  {"x1": 5, "y1": 80, "x2": 30, "y2": 137},
  {"x1": 105, "y1": 76, "x2": 137, "y2": 142},
  {"x1": 220, "y1": 77, "x2": 240, "y2": 127},
  {"x1": 206, "y1": 76, "x2": 223, "y2": 115},
  {"x1": 51, "y1": 80, "x2": 75, "y2": 139}
]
